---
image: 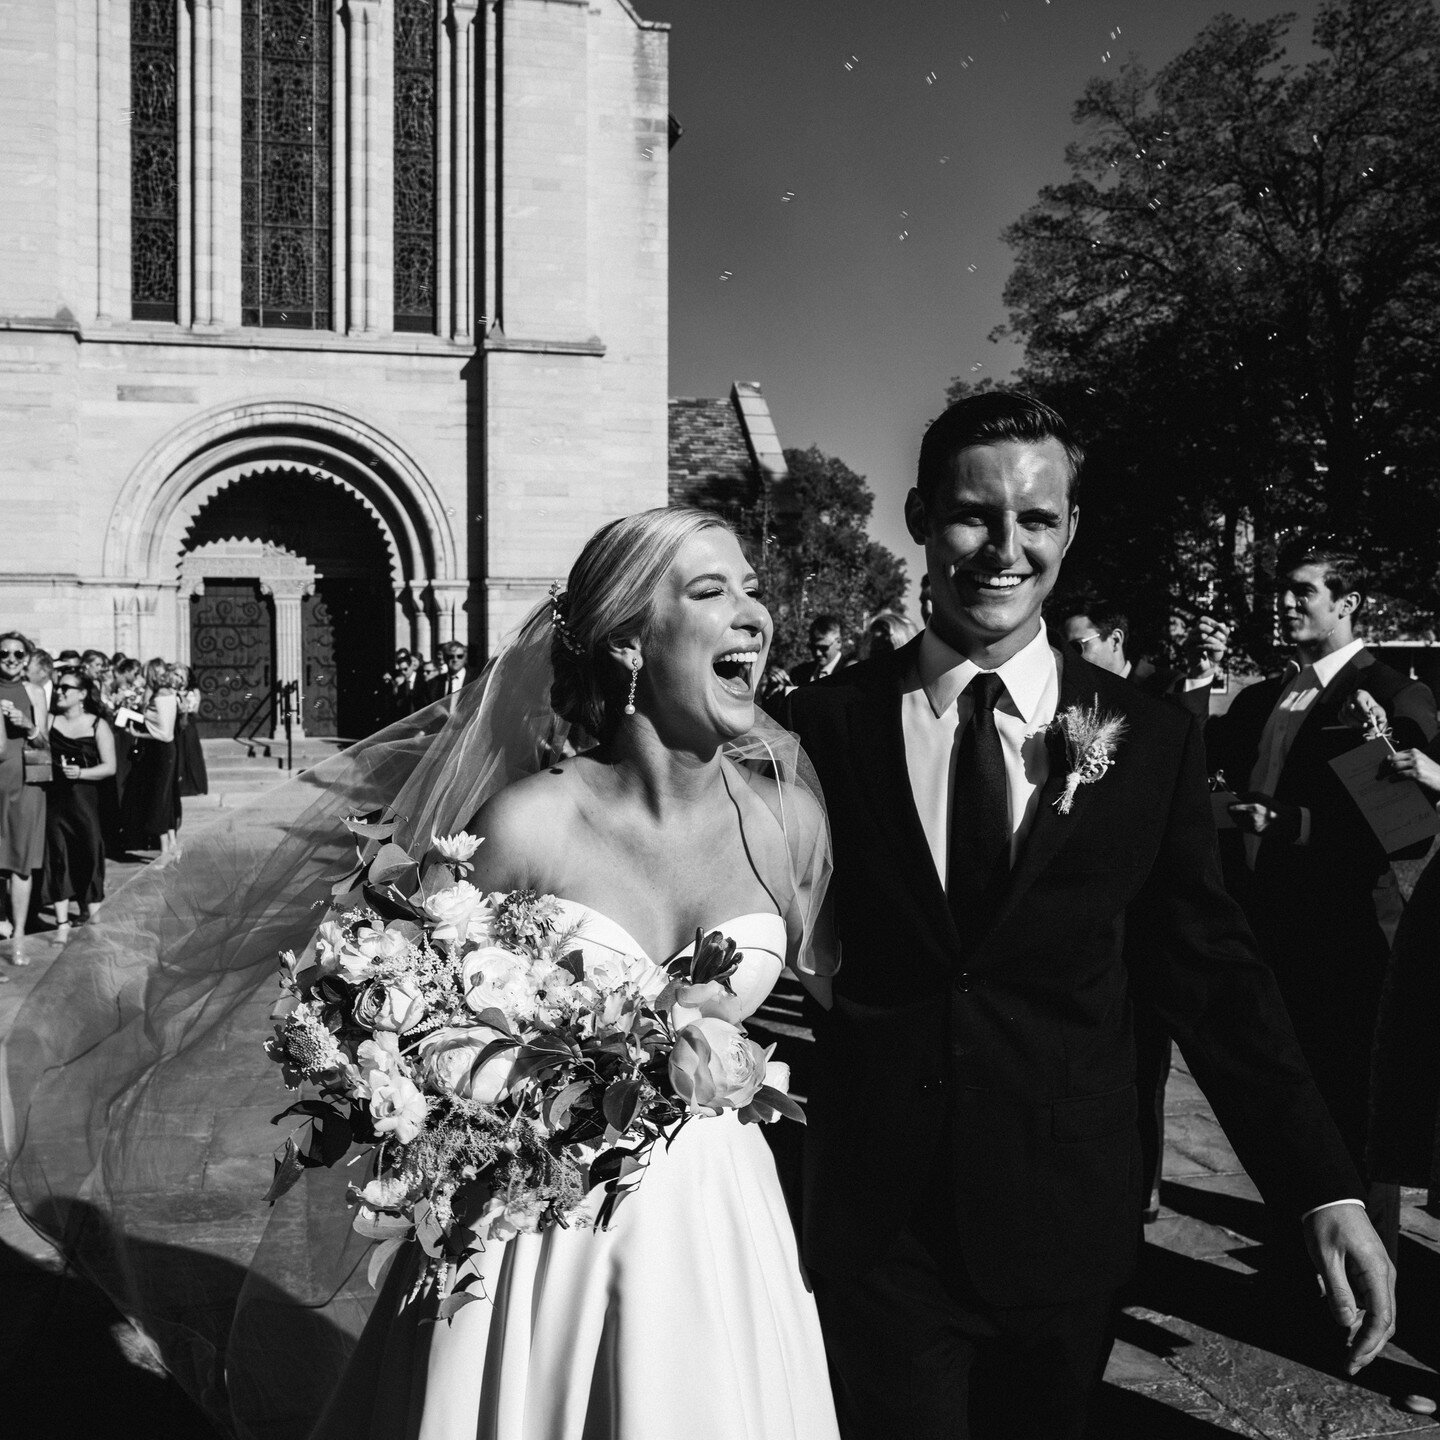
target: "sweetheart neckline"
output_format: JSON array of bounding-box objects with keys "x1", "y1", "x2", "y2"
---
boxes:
[{"x1": 550, "y1": 898, "x2": 784, "y2": 965}]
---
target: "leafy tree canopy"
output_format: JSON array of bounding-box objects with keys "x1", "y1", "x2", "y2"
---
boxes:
[
  {"x1": 737, "y1": 446, "x2": 908, "y2": 667},
  {"x1": 956, "y1": 0, "x2": 1440, "y2": 665}
]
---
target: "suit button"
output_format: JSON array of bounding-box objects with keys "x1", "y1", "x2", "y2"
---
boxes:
[{"x1": 955, "y1": 971, "x2": 973, "y2": 993}]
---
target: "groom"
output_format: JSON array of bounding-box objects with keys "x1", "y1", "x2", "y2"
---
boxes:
[{"x1": 786, "y1": 392, "x2": 1394, "y2": 1439}]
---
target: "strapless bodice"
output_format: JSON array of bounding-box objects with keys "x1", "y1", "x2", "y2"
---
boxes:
[{"x1": 550, "y1": 898, "x2": 786, "y2": 1024}]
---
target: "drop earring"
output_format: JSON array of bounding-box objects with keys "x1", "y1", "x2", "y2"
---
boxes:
[{"x1": 624, "y1": 657, "x2": 641, "y2": 716}]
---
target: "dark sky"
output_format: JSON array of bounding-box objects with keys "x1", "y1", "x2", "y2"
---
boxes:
[{"x1": 658, "y1": 0, "x2": 1322, "y2": 607}]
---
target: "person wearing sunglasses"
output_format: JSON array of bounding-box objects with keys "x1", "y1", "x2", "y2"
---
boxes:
[
  {"x1": 0, "y1": 630, "x2": 50, "y2": 967},
  {"x1": 43, "y1": 672, "x2": 116, "y2": 939}
]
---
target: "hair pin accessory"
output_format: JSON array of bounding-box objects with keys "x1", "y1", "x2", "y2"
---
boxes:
[{"x1": 549, "y1": 581, "x2": 585, "y2": 655}]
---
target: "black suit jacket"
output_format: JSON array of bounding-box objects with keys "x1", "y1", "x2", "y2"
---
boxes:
[
  {"x1": 1204, "y1": 651, "x2": 1437, "y2": 1155},
  {"x1": 422, "y1": 670, "x2": 470, "y2": 707},
  {"x1": 786, "y1": 637, "x2": 1361, "y2": 1305}
]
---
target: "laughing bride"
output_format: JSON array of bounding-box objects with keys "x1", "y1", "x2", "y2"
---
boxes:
[{"x1": 310, "y1": 506, "x2": 841, "y2": 1440}]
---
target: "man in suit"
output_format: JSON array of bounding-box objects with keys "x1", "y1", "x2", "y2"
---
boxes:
[
  {"x1": 1059, "y1": 603, "x2": 1226, "y2": 724},
  {"x1": 787, "y1": 614, "x2": 847, "y2": 688},
  {"x1": 424, "y1": 641, "x2": 472, "y2": 704},
  {"x1": 1207, "y1": 548, "x2": 1438, "y2": 1267},
  {"x1": 786, "y1": 392, "x2": 1393, "y2": 1439}
]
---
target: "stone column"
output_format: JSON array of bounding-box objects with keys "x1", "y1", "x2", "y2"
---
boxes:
[
  {"x1": 189, "y1": 0, "x2": 223, "y2": 326},
  {"x1": 409, "y1": 581, "x2": 433, "y2": 660},
  {"x1": 448, "y1": 0, "x2": 479, "y2": 340},
  {"x1": 113, "y1": 592, "x2": 140, "y2": 656},
  {"x1": 343, "y1": 0, "x2": 385, "y2": 333},
  {"x1": 263, "y1": 578, "x2": 314, "y2": 740},
  {"x1": 394, "y1": 585, "x2": 412, "y2": 652},
  {"x1": 432, "y1": 581, "x2": 469, "y2": 646}
]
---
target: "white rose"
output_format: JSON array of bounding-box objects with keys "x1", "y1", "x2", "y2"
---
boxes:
[
  {"x1": 764, "y1": 1059, "x2": 791, "y2": 1095},
  {"x1": 461, "y1": 946, "x2": 539, "y2": 1021},
  {"x1": 315, "y1": 920, "x2": 376, "y2": 983},
  {"x1": 367, "y1": 1071, "x2": 429, "y2": 1144},
  {"x1": 423, "y1": 881, "x2": 486, "y2": 944},
  {"x1": 416, "y1": 1024, "x2": 516, "y2": 1105},
  {"x1": 354, "y1": 976, "x2": 428, "y2": 1034},
  {"x1": 431, "y1": 832, "x2": 484, "y2": 863}
]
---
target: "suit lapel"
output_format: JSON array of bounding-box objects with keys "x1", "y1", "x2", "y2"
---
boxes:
[
  {"x1": 1280, "y1": 650, "x2": 1368, "y2": 773},
  {"x1": 849, "y1": 638, "x2": 955, "y2": 939},
  {"x1": 984, "y1": 650, "x2": 1098, "y2": 940}
]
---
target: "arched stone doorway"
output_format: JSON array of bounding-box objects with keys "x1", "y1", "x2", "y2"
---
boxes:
[{"x1": 179, "y1": 472, "x2": 394, "y2": 739}]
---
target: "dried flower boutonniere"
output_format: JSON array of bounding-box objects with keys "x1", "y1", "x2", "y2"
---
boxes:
[{"x1": 1051, "y1": 703, "x2": 1127, "y2": 814}]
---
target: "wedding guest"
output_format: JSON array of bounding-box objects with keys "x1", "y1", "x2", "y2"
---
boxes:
[
  {"x1": 423, "y1": 642, "x2": 472, "y2": 703},
  {"x1": 0, "y1": 631, "x2": 50, "y2": 967},
  {"x1": 81, "y1": 650, "x2": 111, "y2": 697},
  {"x1": 757, "y1": 660, "x2": 795, "y2": 718},
  {"x1": 1207, "y1": 546, "x2": 1438, "y2": 1268},
  {"x1": 28, "y1": 648, "x2": 55, "y2": 715},
  {"x1": 788, "y1": 614, "x2": 847, "y2": 687},
  {"x1": 381, "y1": 648, "x2": 421, "y2": 721},
  {"x1": 43, "y1": 672, "x2": 115, "y2": 936},
  {"x1": 1340, "y1": 695, "x2": 1440, "y2": 1216},
  {"x1": 119, "y1": 658, "x2": 182, "y2": 862},
  {"x1": 172, "y1": 664, "x2": 208, "y2": 797},
  {"x1": 102, "y1": 655, "x2": 143, "y2": 858},
  {"x1": 863, "y1": 611, "x2": 918, "y2": 659}
]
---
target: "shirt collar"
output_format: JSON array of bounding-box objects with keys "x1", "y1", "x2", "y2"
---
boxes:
[
  {"x1": 1295, "y1": 637, "x2": 1364, "y2": 690},
  {"x1": 915, "y1": 623, "x2": 1055, "y2": 725}
]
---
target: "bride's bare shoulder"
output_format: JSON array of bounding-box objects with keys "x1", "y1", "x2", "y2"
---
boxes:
[{"x1": 467, "y1": 757, "x2": 592, "y2": 889}]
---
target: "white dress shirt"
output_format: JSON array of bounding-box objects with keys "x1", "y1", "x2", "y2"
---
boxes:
[
  {"x1": 1244, "y1": 637, "x2": 1365, "y2": 864},
  {"x1": 443, "y1": 667, "x2": 469, "y2": 695},
  {"x1": 901, "y1": 624, "x2": 1059, "y2": 888}
]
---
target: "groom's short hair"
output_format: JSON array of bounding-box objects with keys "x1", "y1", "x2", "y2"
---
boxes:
[{"x1": 918, "y1": 391, "x2": 1084, "y2": 508}]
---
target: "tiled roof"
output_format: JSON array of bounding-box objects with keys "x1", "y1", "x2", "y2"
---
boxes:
[{"x1": 667, "y1": 382, "x2": 795, "y2": 519}]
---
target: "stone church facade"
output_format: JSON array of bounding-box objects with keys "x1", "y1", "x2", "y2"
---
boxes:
[{"x1": 0, "y1": 0, "x2": 670, "y2": 737}]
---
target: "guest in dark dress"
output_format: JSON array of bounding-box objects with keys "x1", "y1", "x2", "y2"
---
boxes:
[
  {"x1": 119, "y1": 658, "x2": 181, "y2": 861},
  {"x1": 43, "y1": 673, "x2": 116, "y2": 935},
  {"x1": 103, "y1": 655, "x2": 143, "y2": 858},
  {"x1": 172, "y1": 664, "x2": 209, "y2": 797},
  {"x1": 0, "y1": 630, "x2": 49, "y2": 967}
]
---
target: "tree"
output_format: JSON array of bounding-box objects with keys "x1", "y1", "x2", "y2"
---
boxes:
[
  {"x1": 737, "y1": 446, "x2": 908, "y2": 667},
  {"x1": 964, "y1": 0, "x2": 1440, "y2": 664}
]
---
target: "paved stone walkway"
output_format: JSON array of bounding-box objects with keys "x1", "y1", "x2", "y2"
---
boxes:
[{"x1": 2, "y1": 778, "x2": 1438, "y2": 1437}]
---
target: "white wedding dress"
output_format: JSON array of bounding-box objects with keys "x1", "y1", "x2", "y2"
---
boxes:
[{"x1": 311, "y1": 901, "x2": 840, "y2": 1440}]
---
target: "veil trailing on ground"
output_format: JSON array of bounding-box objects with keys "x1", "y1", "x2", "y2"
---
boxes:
[{"x1": 0, "y1": 598, "x2": 833, "y2": 1439}]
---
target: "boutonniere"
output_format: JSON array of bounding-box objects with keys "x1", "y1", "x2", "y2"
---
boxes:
[{"x1": 1050, "y1": 703, "x2": 1127, "y2": 814}]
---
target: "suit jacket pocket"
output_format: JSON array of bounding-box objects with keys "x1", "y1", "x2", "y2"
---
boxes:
[{"x1": 1051, "y1": 1084, "x2": 1138, "y2": 1143}]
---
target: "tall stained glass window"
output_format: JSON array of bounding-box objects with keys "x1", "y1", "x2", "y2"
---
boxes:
[
  {"x1": 131, "y1": 0, "x2": 179, "y2": 321},
  {"x1": 242, "y1": 0, "x2": 332, "y2": 328},
  {"x1": 393, "y1": 0, "x2": 437, "y2": 333}
]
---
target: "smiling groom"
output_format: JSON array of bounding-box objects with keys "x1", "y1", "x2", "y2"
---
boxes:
[{"x1": 785, "y1": 392, "x2": 1393, "y2": 1440}]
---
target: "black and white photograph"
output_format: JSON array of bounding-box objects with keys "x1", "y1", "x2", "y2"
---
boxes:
[{"x1": 3, "y1": 0, "x2": 1440, "y2": 1436}]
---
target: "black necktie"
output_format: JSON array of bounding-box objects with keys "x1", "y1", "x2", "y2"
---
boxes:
[{"x1": 947, "y1": 670, "x2": 1010, "y2": 933}]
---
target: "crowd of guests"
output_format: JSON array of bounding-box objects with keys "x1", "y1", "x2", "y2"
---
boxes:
[
  {"x1": 377, "y1": 641, "x2": 475, "y2": 722},
  {"x1": 0, "y1": 635, "x2": 207, "y2": 967}
]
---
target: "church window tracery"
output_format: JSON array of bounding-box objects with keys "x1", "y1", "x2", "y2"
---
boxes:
[
  {"x1": 393, "y1": 0, "x2": 438, "y2": 333},
  {"x1": 131, "y1": 0, "x2": 179, "y2": 321},
  {"x1": 242, "y1": 0, "x2": 333, "y2": 329}
]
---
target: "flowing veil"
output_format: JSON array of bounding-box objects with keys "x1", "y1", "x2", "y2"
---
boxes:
[{"x1": 0, "y1": 600, "x2": 833, "y2": 1439}]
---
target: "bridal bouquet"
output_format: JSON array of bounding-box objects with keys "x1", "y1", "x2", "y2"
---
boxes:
[{"x1": 263, "y1": 817, "x2": 801, "y2": 1303}]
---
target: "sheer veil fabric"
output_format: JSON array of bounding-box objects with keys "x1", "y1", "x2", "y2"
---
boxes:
[{"x1": 0, "y1": 601, "x2": 833, "y2": 1439}]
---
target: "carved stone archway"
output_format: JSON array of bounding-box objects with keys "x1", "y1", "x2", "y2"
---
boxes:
[{"x1": 178, "y1": 541, "x2": 319, "y2": 738}]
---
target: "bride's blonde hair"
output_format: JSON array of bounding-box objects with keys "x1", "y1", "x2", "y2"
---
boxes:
[{"x1": 551, "y1": 506, "x2": 734, "y2": 738}]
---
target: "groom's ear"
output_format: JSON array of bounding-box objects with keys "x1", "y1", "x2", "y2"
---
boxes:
[
  {"x1": 904, "y1": 488, "x2": 929, "y2": 546},
  {"x1": 1064, "y1": 505, "x2": 1080, "y2": 555}
]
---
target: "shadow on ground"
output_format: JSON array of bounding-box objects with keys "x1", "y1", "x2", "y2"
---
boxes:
[{"x1": 0, "y1": 1236, "x2": 223, "y2": 1439}]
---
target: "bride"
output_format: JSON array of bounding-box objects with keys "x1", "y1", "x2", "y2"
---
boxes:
[{"x1": 311, "y1": 506, "x2": 840, "y2": 1439}]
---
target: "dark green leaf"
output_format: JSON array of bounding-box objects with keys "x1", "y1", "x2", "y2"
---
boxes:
[
  {"x1": 368, "y1": 843, "x2": 417, "y2": 887},
  {"x1": 263, "y1": 1138, "x2": 306, "y2": 1204}
]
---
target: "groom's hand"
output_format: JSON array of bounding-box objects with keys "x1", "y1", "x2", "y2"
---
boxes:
[{"x1": 1302, "y1": 1204, "x2": 1396, "y2": 1373}]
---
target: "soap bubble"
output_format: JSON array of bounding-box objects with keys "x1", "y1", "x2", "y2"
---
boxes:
[
  {"x1": 781, "y1": 191, "x2": 795, "y2": 202},
  {"x1": 925, "y1": 71, "x2": 937, "y2": 86},
  {"x1": 719, "y1": 270, "x2": 733, "y2": 281},
  {"x1": 844, "y1": 54, "x2": 859, "y2": 71}
]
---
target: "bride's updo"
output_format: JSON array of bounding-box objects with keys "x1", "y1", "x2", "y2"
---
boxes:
[{"x1": 551, "y1": 506, "x2": 735, "y2": 737}]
